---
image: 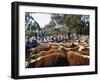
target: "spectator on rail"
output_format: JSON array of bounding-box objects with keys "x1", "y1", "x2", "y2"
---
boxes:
[
  {"x1": 43, "y1": 37, "x2": 48, "y2": 43},
  {"x1": 31, "y1": 38, "x2": 39, "y2": 48},
  {"x1": 26, "y1": 38, "x2": 31, "y2": 46}
]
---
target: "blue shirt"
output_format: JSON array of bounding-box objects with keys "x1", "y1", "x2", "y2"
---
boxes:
[
  {"x1": 26, "y1": 40, "x2": 31, "y2": 46},
  {"x1": 31, "y1": 39, "x2": 38, "y2": 48}
]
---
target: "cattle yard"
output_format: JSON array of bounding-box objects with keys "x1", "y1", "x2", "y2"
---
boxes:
[
  {"x1": 25, "y1": 36, "x2": 89, "y2": 68},
  {"x1": 25, "y1": 13, "x2": 90, "y2": 68}
]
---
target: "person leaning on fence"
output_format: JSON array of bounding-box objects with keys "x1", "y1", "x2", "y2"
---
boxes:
[{"x1": 31, "y1": 38, "x2": 39, "y2": 48}]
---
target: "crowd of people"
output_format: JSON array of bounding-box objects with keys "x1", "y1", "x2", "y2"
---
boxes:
[{"x1": 26, "y1": 34, "x2": 79, "y2": 44}]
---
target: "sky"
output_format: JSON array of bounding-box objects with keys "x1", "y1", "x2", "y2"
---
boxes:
[{"x1": 31, "y1": 13, "x2": 51, "y2": 28}]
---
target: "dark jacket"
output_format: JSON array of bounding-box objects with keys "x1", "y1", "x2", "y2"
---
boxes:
[{"x1": 31, "y1": 39, "x2": 38, "y2": 48}]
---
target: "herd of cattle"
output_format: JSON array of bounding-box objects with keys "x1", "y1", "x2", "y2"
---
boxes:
[{"x1": 25, "y1": 36, "x2": 89, "y2": 68}]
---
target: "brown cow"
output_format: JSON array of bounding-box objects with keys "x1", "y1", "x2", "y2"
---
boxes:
[
  {"x1": 31, "y1": 45, "x2": 68, "y2": 59},
  {"x1": 35, "y1": 53, "x2": 69, "y2": 67},
  {"x1": 67, "y1": 51, "x2": 89, "y2": 66},
  {"x1": 27, "y1": 53, "x2": 69, "y2": 68},
  {"x1": 30, "y1": 48, "x2": 67, "y2": 63},
  {"x1": 75, "y1": 50, "x2": 89, "y2": 56},
  {"x1": 27, "y1": 50, "x2": 89, "y2": 68},
  {"x1": 31, "y1": 44, "x2": 51, "y2": 54}
]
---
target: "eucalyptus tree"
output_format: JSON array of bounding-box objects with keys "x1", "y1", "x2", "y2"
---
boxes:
[
  {"x1": 62, "y1": 14, "x2": 89, "y2": 35},
  {"x1": 25, "y1": 12, "x2": 41, "y2": 38}
]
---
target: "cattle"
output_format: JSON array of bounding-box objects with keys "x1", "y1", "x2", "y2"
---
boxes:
[
  {"x1": 26, "y1": 40, "x2": 90, "y2": 68},
  {"x1": 30, "y1": 44, "x2": 51, "y2": 54},
  {"x1": 30, "y1": 42, "x2": 78, "y2": 55},
  {"x1": 75, "y1": 50, "x2": 89, "y2": 56},
  {"x1": 27, "y1": 53, "x2": 69, "y2": 68},
  {"x1": 67, "y1": 51, "x2": 89, "y2": 66},
  {"x1": 26, "y1": 59, "x2": 36, "y2": 68},
  {"x1": 51, "y1": 45, "x2": 59, "y2": 49},
  {"x1": 59, "y1": 46, "x2": 79, "y2": 51},
  {"x1": 27, "y1": 50, "x2": 89, "y2": 68},
  {"x1": 35, "y1": 51, "x2": 47, "y2": 57},
  {"x1": 30, "y1": 47, "x2": 67, "y2": 60}
]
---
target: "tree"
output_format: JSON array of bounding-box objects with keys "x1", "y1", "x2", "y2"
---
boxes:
[
  {"x1": 33, "y1": 13, "x2": 90, "y2": 37},
  {"x1": 80, "y1": 15, "x2": 89, "y2": 35},
  {"x1": 25, "y1": 12, "x2": 41, "y2": 38},
  {"x1": 62, "y1": 14, "x2": 89, "y2": 35}
]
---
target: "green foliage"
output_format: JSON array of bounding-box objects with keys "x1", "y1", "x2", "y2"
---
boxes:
[
  {"x1": 43, "y1": 14, "x2": 89, "y2": 35},
  {"x1": 25, "y1": 12, "x2": 41, "y2": 38},
  {"x1": 25, "y1": 12, "x2": 89, "y2": 38}
]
